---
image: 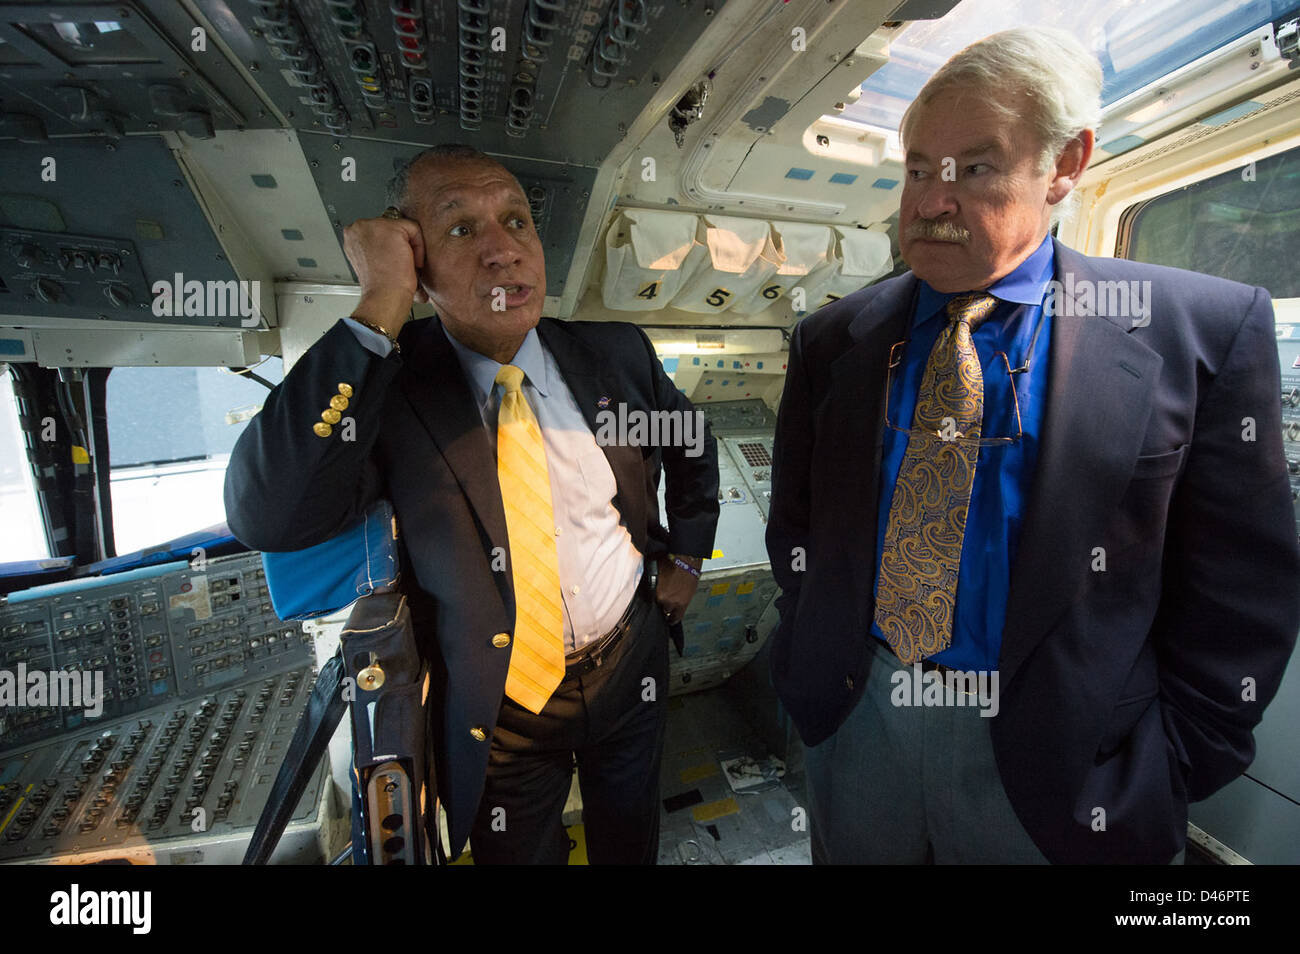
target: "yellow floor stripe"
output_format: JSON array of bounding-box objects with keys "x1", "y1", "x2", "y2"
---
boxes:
[
  {"x1": 679, "y1": 762, "x2": 719, "y2": 784},
  {"x1": 0, "y1": 783, "x2": 33, "y2": 836},
  {"x1": 691, "y1": 797, "x2": 739, "y2": 823}
]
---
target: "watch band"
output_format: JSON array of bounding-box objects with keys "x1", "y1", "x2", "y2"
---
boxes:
[{"x1": 351, "y1": 315, "x2": 401, "y2": 354}]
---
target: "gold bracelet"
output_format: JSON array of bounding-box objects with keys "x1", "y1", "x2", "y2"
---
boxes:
[{"x1": 351, "y1": 315, "x2": 401, "y2": 354}]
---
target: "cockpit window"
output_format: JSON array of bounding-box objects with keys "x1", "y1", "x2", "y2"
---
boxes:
[
  {"x1": 0, "y1": 365, "x2": 49, "y2": 562},
  {"x1": 1117, "y1": 144, "x2": 1300, "y2": 297},
  {"x1": 838, "y1": 0, "x2": 1300, "y2": 133},
  {"x1": 105, "y1": 361, "x2": 282, "y2": 555}
]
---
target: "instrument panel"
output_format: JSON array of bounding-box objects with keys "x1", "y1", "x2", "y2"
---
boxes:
[
  {"x1": 662, "y1": 399, "x2": 777, "y2": 694},
  {"x1": 0, "y1": 1, "x2": 731, "y2": 321},
  {"x1": 0, "y1": 551, "x2": 330, "y2": 864}
]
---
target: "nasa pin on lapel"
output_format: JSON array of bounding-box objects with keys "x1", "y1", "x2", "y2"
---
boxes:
[{"x1": 597, "y1": 396, "x2": 611, "y2": 408}]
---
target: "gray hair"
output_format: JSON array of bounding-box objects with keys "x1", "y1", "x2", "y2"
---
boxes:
[
  {"x1": 899, "y1": 27, "x2": 1102, "y2": 227},
  {"x1": 386, "y1": 143, "x2": 521, "y2": 217}
]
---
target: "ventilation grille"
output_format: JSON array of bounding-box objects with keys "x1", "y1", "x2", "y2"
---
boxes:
[{"x1": 737, "y1": 442, "x2": 772, "y2": 467}]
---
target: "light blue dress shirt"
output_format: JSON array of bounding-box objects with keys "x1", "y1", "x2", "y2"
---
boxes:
[
  {"x1": 869, "y1": 235, "x2": 1055, "y2": 672},
  {"x1": 343, "y1": 317, "x2": 643, "y2": 653}
]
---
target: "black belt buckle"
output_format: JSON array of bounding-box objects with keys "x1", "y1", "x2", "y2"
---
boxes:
[
  {"x1": 565, "y1": 585, "x2": 647, "y2": 676},
  {"x1": 566, "y1": 631, "x2": 617, "y2": 677}
]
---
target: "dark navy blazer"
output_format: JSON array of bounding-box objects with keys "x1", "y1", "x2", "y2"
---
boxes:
[
  {"x1": 766, "y1": 238, "x2": 1300, "y2": 863},
  {"x1": 224, "y1": 315, "x2": 719, "y2": 857}
]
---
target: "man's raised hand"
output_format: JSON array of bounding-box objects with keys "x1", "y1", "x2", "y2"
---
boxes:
[{"x1": 343, "y1": 210, "x2": 428, "y2": 338}]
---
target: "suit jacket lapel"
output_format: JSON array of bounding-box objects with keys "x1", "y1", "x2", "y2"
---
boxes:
[
  {"x1": 829, "y1": 274, "x2": 916, "y2": 601},
  {"x1": 535, "y1": 318, "x2": 605, "y2": 432},
  {"x1": 397, "y1": 318, "x2": 509, "y2": 559},
  {"x1": 999, "y1": 240, "x2": 1163, "y2": 685}
]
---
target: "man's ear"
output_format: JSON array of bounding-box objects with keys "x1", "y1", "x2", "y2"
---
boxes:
[
  {"x1": 1047, "y1": 129, "x2": 1095, "y2": 205},
  {"x1": 415, "y1": 272, "x2": 438, "y2": 305}
]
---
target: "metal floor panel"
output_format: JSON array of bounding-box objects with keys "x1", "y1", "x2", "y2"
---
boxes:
[{"x1": 656, "y1": 685, "x2": 810, "y2": 865}]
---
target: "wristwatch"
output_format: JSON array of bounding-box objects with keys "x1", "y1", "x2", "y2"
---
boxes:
[{"x1": 351, "y1": 315, "x2": 401, "y2": 354}]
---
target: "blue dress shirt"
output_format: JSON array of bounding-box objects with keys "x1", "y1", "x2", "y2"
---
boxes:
[{"x1": 870, "y1": 235, "x2": 1055, "y2": 672}]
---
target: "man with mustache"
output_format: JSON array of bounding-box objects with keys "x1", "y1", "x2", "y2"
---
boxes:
[
  {"x1": 225, "y1": 144, "x2": 719, "y2": 863},
  {"x1": 908, "y1": 219, "x2": 970, "y2": 245},
  {"x1": 766, "y1": 27, "x2": 1300, "y2": 862}
]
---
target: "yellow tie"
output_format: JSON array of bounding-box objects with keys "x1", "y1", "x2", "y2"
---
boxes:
[
  {"x1": 494, "y1": 364, "x2": 565, "y2": 713},
  {"x1": 873, "y1": 292, "x2": 998, "y2": 665}
]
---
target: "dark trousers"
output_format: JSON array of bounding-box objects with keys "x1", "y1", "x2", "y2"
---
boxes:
[{"x1": 468, "y1": 589, "x2": 670, "y2": 864}]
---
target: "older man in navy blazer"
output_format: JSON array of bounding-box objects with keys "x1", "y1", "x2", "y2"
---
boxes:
[{"x1": 766, "y1": 27, "x2": 1300, "y2": 863}]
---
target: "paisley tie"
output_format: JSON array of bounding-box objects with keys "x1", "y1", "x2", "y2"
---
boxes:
[{"x1": 873, "y1": 293, "x2": 998, "y2": 665}]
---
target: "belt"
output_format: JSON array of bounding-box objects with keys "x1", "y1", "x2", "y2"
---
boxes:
[
  {"x1": 872, "y1": 637, "x2": 974, "y2": 690},
  {"x1": 920, "y1": 656, "x2": 982, "y2": 697},
  {"x1": 920, "y1": 658, "x2": 956, "y2": 676},
  {"x1": 564, "y1": 582, "x2": 652, "y2": 677},
  {"x1": 870, "y1": 634, "x2": 959, "y2": 676}
]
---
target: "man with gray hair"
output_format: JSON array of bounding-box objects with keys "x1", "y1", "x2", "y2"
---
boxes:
[{"x1": 766, "y1": 27, "x2": 1299, "y2": 863}]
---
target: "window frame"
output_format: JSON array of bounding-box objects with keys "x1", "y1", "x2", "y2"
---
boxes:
[{"x1": 1111, "y1": 142, "x2": 1300, "y2": 297}]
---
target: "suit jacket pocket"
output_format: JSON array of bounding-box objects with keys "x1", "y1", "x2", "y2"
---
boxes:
[
  {"x1": 1095, "y1": 691, "x2": 1159, "y2": 762},
  {"x1": 1131, "y1": 444, "x2": 1188, "y2": 480},
  {"x1": 1071, "y1": 695, "x2": 1187, "y2": 862}
]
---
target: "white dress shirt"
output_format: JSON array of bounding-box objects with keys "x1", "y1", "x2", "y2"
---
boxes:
[{"x1": 344, "y1": 317, "x2": 643, "y2": 653}]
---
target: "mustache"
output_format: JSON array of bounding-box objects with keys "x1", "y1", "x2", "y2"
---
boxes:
[{"x1": 906, "y1": 219, "x2": 971, "y2": 244}]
